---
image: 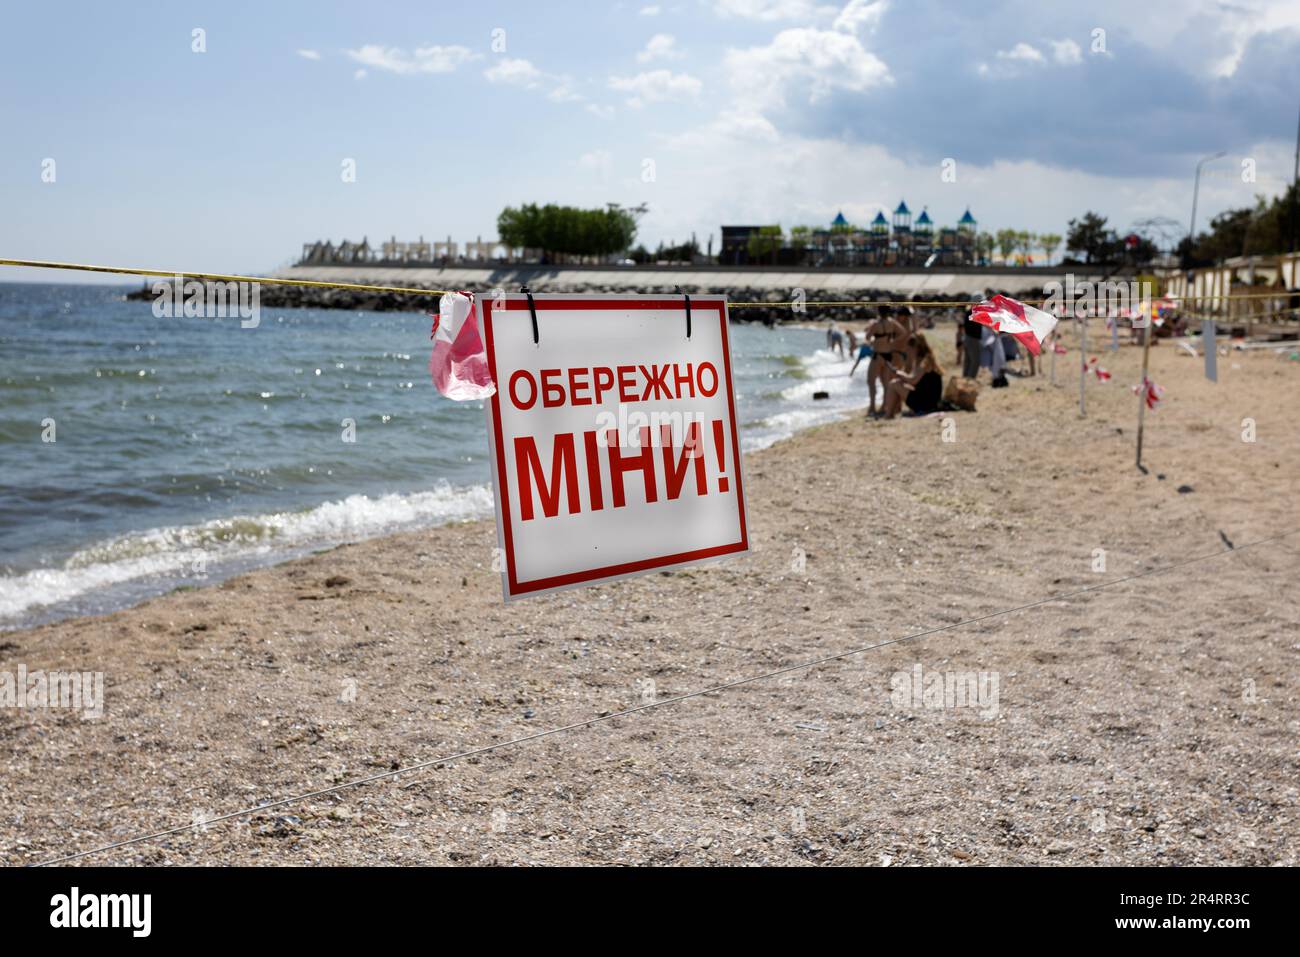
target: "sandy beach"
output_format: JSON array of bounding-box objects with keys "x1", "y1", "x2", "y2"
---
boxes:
[{"x1": 3, "y1": 325, "x2": 1298, "y2": 867}]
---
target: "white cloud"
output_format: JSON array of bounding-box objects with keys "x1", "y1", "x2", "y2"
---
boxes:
[
  {"x1": 548, "y1": 83, "x2": 584, "y2": 103},
  {"x1": 354, "y1": 69, "x2": 367, "y2": 80},
  {"x1": 637, "y1": 33, "x2": 682, "y2": 63},
  {"x1": 980, "y1": 39, "x2": 1077, "y2": 78},
  {"x1": 666, "y1": 109, "x2": 781, "y2": 150},
  {"x1": 1050, "y1": 38, "x2": 1083, "y2": 65},
  {"x1": 724, "y1": 27, "x2": 891, "y2": 111},
  {"x1": 641, "y1": 115, "x2": 1285, "y2": 255},
  {"x1": 977, "y1": 41, "x2": 1046, "y2": 77},
  {"x1": 484, "y1": 57, "x2": 544, "y2": 87},
  {"x1": 832, "y1": 0, "x2": 887, "y2": 35},
  {"x1": 1199, "y1": 0, "x2": 1300, "y2": 76},
  {"x1": 297, "y1": 49, "x2": 321, "y2": 61},
  {"x1": 715, "y1": 0, "x2": 837, "y2": 21},
  {"x1": 485, "y1": 57, "x2": 588, "y2": 105},
  {"x1": 639, "y1": 4, "x2": 662, "y2": 14},
  {"x1": 996, "y1": 42, "x2": 1045, "y2": 64},
  {"x1": 345, "y1": 44, "x2": 478, "y2": 75},
  {"x1": 608, "y1": 69, "x2": 703, "y2": 107},
  {"x1": 586, "y1": 103, "x2": 616, "y2": 119},
  {"x1": 578, "y1": 149, "x2": 614, "y2": 183}
]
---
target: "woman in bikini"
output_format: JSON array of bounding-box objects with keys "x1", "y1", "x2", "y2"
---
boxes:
[
  {"x1": 883, "y1": 333, "x2": 944, "y2": 418},
  {"x1": 861, "y1": 307, "x2": 909, "y2": 417}
]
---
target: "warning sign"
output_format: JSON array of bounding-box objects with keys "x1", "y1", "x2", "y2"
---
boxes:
[{"x1": 481, "y1": 294, "x2": 749, "y2": 600}]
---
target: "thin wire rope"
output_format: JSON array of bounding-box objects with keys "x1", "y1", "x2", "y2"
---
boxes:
[
  {"x1": 1183, "y1": 303, "x2": 1300, "y2": 322},
  {"x1": 4, "y1": 257, "x2": 1297, "y2": 311},
  {"x1": 30, "y1": 527, "x2": 1297, "y2": 868},
  {"x1": 0, "y1": 257, "x2": 452, "y2": 297}
]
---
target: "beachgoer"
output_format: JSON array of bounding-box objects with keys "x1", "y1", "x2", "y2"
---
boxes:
[
  {"x1": 960, "y1": 311, "x2": 983, "y2": 378},
  {"x1": 864, "y1": 307, "x2": 909, "y2": 416},
  {"x1": 828, "y1": 322, "x2": 846, "y2": 359},
  {"x1": 884, "y1": 334, "x2": 944, "y2": 418},
  {"x1": 981, "y1": 324, "x2": 1009, "y2": 386},
  {"x1": 848, "y1": 338, "x2": 874, "y2": 378},
  {"x1": 1002, "y1": 333, "x2": 1022, "y2": 375}
]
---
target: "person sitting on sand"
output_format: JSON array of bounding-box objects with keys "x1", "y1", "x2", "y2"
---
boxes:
[
  {"x1": 883, "y1": 334, "x2": 944, "y2": 418},
  {"x1": 862, "y1": 308, "x2": 910, "y2": 416}
]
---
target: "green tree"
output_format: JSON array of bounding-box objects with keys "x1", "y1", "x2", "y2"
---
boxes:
[
  {"x1": 658, "y1": 238, "x2": 700, "y2": 262},
  {"x1": 1182, "y1": 187, "x2": 1300, "y2": 264},
  {"x1": 496, "y1": 203, "x2": 638, "y2": 261},
  {"x1": 1039, "y1": 232, "x2": 1062, "y2": 265},
  {"x1": 1066, "y1": 212, "x2": 1114, "y2": 264},
  {"x1": 1017, "y1": 230, "x2": 1036, "y2": 263},
  {"x1": 995, "y1": 229, "x2": 1019, "y2": 263},
  {"x1": 746, "y1": 225, "x2": 784, "y2": 264}
]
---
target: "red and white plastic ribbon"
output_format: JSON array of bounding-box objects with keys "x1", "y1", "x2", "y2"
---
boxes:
[
  {"x1": 1132, "y1": 376, "x2": 1164, "y2": 410},
  {"x1": 1084, "y1": 356, "x2": 1111, "y2": 381},
  {"x1": 428, "y1": 291, "x2": 496, "y2": 401}
]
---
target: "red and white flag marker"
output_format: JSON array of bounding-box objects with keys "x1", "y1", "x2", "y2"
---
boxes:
[
  {"x1": 969, "y1": 294, "x2": 1059, "y2": 356},
  {"x1": 480, "y1": 294, "x2": 749, "y2": 600},
  {"x1": 1085, "y1": 356, "x2": 1111, "y2": 381}
]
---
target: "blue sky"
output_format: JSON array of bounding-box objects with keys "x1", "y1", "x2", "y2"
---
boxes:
[{"x1": 2, "y1": 0, "x2": 1298, "y2": 281}]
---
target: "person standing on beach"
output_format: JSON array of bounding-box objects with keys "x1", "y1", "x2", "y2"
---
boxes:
[
  {"x1": 861, "y1": 306, "x2": 909, "y2": 416},
  {"x1": 827, "y1": 322, "x2": 846, "y2": 359},
  {"x1": 848, "y1": 334, "x2": 874, "y2": 378},
  {"x1": 959, "y1": 310, "x2": 983, "y2": 378}
]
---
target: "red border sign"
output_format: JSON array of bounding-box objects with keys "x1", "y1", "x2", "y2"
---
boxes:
[{"x1": 482, "y1": 294, "x2": 749, "y2": 600}]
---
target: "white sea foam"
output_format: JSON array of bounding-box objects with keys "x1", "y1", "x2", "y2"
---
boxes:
[
  {"x1": 747, "y1": 347, "x2": 882, "y2": 451},
  {"x1": 2, "y1": 338, "x2": 883, "y2": 624},
  {"x1": 0, "y1": 481, "x2": 494, "y2": 621}
]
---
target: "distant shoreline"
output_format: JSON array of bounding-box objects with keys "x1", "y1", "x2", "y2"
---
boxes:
[{"x1": 124, "y1": 263, "x2": 1070, "y2": 320}]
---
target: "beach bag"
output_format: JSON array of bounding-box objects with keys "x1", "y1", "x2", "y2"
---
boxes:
[{"x1": 944, "y1": 376, "x2": 979, "y2": 411}]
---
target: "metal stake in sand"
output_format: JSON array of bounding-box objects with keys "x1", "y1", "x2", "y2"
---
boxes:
[
  {"x1": 1135, "y1": 315, "x2": 1154, "y2": 471},
  {"x1": 1077, "y1": 314, "x2": 1088, "y2": 416},
  {"x1": 1202, "y1": 317, "x2": 1218, "y2": 382}
]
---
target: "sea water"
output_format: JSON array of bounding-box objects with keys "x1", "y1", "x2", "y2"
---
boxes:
[{"x1": 0, "y1": 282, "x2": 876, "y2": 627}]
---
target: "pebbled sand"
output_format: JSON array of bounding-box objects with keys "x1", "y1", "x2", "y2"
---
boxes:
[{"x1": 2, "y1": 325, "x2": 1298, "y2": 866}]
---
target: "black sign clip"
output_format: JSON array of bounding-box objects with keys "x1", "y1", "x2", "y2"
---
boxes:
[{"x1": 520, "y1": 286, "x2": 539, "y2": 344}]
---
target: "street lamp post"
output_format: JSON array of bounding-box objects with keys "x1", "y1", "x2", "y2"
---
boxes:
[{"x1": 1187, "y1": 150, "x2": 1227, "y2": 265}]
